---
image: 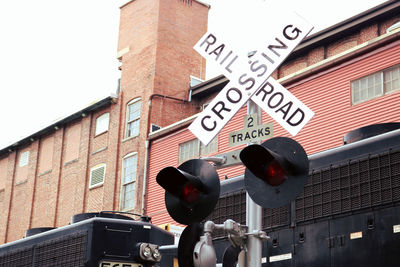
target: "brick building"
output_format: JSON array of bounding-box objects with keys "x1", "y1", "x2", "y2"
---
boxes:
[
  {"x1": 0, "y1": 0, "x2": 209, "y2": 243},
  {"x1": 146, "y1": 0, "x2": 400, "y2": 226}
]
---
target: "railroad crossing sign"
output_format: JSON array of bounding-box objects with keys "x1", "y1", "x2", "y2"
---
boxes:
[{"x1": 189, "y1": 10, "x2": 314, "y2": 146}]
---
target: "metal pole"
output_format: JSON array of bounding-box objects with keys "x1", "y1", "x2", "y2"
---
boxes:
[{"x1": 244, "y1": 100, "x2": 263, "y2": 267}]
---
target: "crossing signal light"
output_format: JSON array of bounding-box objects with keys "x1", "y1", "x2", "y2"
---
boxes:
[
  {"x1": 240, "y1": 137, "x2": 309, "y2": 208},
  {"x1": 156, "y1": 159, "x2": 220, "y2": 225}
]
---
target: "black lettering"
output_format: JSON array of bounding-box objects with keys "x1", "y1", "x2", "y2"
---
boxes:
[
  {"x1": 237, "y1": 133, "x2": 243, "y2": 142},
  {"x1": 265, "y1": 127, "x2": 271, "y2": 135},
  {"x1": 101, "y1": 264, "x2": 111, "y2": 267},
  {"x1": 231, "y1": 134, "x2": 237, "y2": 143},
  {"x1": 220, "y1": 50, "x2": 232, "y2": 65},
  {"x1": 226, "y1": 88, "x2": 242, "y2": 104},
  {"x1": 287, "y1": 108, "x2": 305, "y2": 126},
  {"x1": 201, "y1": 115, "x2": 216, "y2": 131},
  {"x1": 245, "y1": 132, "x2": 251, "y2": 140},
  {"x1": 208, "y1": 44, "x2": 225, "y2": 61},
  {"x1": 238, "y1": 74, "x2": 255, "y2": 90},
  {"x1": 276, "y1": 101, "x2": 293, "y2": 120},
  {"x1": 250, "y1": 60, "x2": 267, "y2": 77},
  {"x1": 200, "y1": 33, "x2": 216, "y2": 52},
  {"x1": 268, "y1": 38, "x2": 288, "y2": 57},
  {"x1": 211, "y1": 101, "x2": 231, "y2": 120},
  {"x1": 112, "y1": 264, "x2": 120, "y2": 267},
  {"x1": 258, "y1": 128, "x2": 264, "y2": 137},
  {"x1": 247, "y1": 117, "x2": 254, "y2": 128},
  {"x1": 255, "y1": 82, "x2": 274, "y2": 101},
  {"x1": 122, "y1": 264, "x2": 131, "y2": 267},
  {"x1": 225, "y1": 55, "x2": 238, "y2": 73},
  {"x1": 268, "y1": 92, "x2": 284, "y2": 109},
  {"x1": 261, "y1": 52, "x2": 274, "y2": 64},
  {"x1": 283, "y1": 25, "x2": 302, "y2": 40},
  {"x1": 251, "y1": 130, "x2": 257, "y2": 138}
]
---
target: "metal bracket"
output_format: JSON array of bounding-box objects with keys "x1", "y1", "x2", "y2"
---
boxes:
[
  {"x1": 200, "y1": 149, "x2": 242, "y2": 169},
  {"x1": 245, "y1": 230, "x2": 270, "y2": 240}
]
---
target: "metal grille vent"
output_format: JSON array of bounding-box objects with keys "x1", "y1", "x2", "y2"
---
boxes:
[
  {"x1": 263, "y1": 205, "x2": 290, "y2": 230},
  {"x1": 33, "y1": 231, "x2": 87, "y2": 266},
  {"x1": 207, "y1": 148, "x2": 400, "y2": 233},
  {"x1": 90, "y1": 164, "x2": 105, "y2": 187},
  {"x1": 0, "y1": 247, "x2": 34, "y2": 266},
  {"x1": 296, "y1": 149, "x2": 400, "y2": 223}
]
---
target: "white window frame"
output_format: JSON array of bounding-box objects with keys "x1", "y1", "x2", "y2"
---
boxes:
[
  {"x1": 120, "y1": 152, "x2": 138, "y2": 211},
  {"x1": 351, "y1": 64, "x2": 400, "y2": 105},
  {"x1": 384, "y1": 64, "x2": 400, "y2": 94},
  {"x1": 89, "y1": 163, "x2": 106, "y2": 188},
  {"x1": 95, "y1": 113, "x2": 110, "y2": 136},
  {"x1": 178, "y1": 137, "x2": 218, "y2": 163},
  {"x1": 19, "y1": 151, "x2": 29, "y2": 167},
  {"x1": 125, "y1": 98, "x2": 141, "y2": 138}
]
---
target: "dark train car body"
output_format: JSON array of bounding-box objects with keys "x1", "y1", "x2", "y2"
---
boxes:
[
  {"x1": 209, "y1": 127, "x2": 400, "y2": 266},
  {"x1": 0, "y1": 213, "x2": 174, "y2": 267}
]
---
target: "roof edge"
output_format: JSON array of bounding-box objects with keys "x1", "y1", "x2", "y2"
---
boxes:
[
  {"x1": 120, "y1": 0, "x2": 210, "y2": 9},
  {"x1": 148, "y1": 114, "x2": 197, "y2": 141},
  {"x1": 0, "y1": 94, "x2": 118, "y2": 156},
  {"x1": 292, "y1": 0, "x2": 400, "y2": 55},
  {"x1": 193, "y1": 0, "x2": 210, "y2": 8}
]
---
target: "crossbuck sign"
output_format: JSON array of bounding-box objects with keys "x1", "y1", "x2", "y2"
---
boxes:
[{"x1": 189, "y1": 10, "x2": 315, "y2": 146}]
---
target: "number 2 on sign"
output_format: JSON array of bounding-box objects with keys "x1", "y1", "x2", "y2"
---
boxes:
[{"x1": 247, "y1": 116, "x2": 254, "y2": 128}]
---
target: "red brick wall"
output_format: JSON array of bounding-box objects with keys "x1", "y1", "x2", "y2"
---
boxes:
[
  {"x1": 116, "y1": 0, "x2": 209, "y2": 216},
  {"x1": 0, "y1": 102, "x2": 124, "y2": 242},
  {"x1": 0, "y1": 157, "x2": 7, "y2": 191},
  {"x1": 30, "y1": 128, "x2": 64, "y2": 230},
  {"x1": 6, "y1": 142, "x2": 38, "y2": 241},
  {"x1": 63, "y1": 122, "x2": 81, "y2": 164},
  {"x1": 38, "y1": 135, "x2": 54, "y2": 174},
  {"x1": 154, "y1": 0, "x2": 208, "y2": 98}
]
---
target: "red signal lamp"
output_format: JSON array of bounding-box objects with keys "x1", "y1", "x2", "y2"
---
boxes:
[
  {"x1": 264, "y1": 161, "x2": 287, "y2": 186},
  {"x1": 240, "y1": 137, "x2": 309, "y2": 208},
  {"x1": 156, "y1": 159, "x2": 220, "y2": 225},
  {"x1": 181, "y1": 182, "x2": 200, "y2": 204}
]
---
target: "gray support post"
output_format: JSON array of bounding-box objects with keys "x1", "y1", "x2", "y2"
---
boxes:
[{"x1": 244, "y1": 100, "x2": 263, "y2": 267}]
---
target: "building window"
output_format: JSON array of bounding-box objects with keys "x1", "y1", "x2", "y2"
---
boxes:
[
  {"x1": 95, "y1": 113, "x2": 110, "y2": 136},
  {"x1": 89, "y1": 164, "x2": 106, "y2": 188},
  {"x1": 121, "y1": 153, "x2": 137, "y2": 210},
  {"x1": 178, "y1": 137, "x2": 218, "y2": 163},
  {"x1": 384, "y1": 65, "x2": 400, "y2": 94},
  {"x1": 351, "y1": 64, "x2": 400, "y2": 104},
  {"x1": 125, "y1": 98, "x2": 141, "y2": 138},
  {"x1": 19, "y1": 151, "x2": 29, "y2": 167}
]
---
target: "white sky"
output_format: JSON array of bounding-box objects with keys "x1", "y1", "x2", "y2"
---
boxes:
[{"x1": 0, "y1": 0, "x2": 387, "y2": 149}]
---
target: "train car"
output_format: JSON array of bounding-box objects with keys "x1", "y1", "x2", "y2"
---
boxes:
[
  {"x1": 0, "y1": 212, "x2": 174, "y2": 267},
  {"x1": 207, "y1": 124, "x2": 400, "y2": 266}
]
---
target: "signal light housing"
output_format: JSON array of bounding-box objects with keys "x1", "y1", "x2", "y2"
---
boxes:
[
  {"x1": 177, "y1": 223, "x2": 204, "y2": 267},
  {"x1": 240, "y1": 137, "x2": 309, "y2": 208},
  {"x1": 156, "y1": 159, "x2": 220, "y2": 225}
]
